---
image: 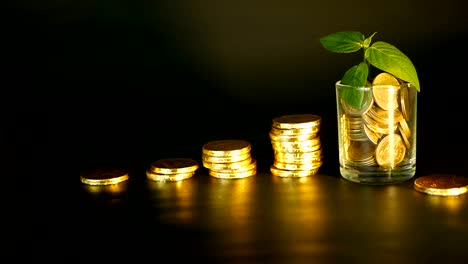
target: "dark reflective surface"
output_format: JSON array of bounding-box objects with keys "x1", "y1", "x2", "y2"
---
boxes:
[{"x1": 75, "y1": 172, "x2": 468, "y2": 262}]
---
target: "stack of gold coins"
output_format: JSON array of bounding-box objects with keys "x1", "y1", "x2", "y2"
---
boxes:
[
  {"x1": 269, "y1": 114, "x2": 323, "y2": 177},
  {"x1": 202, "y1": 139, "x2": 257, "y2": 179},
  {"x1": 146, "y1": 158, "x2": 199, "y2": 182}
]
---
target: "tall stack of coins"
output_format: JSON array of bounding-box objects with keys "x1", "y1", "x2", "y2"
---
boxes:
[
  {"x1": 146, "y1": 158, "x2": 199, "y2": 182},
  {"x1": 340, "y1": 72, "x2": 415, "y2": 170},
  {"x1": 269, "y1": 114, "x2": 323, "y2": 177},
  {"x1": 202, "y1": 139, "x2": 257, "y2": 179}
]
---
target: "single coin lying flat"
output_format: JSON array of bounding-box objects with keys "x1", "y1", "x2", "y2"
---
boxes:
[
  {"x1": 413, "y1": 174, "x2": 468, "y2": 196},
  {"x1": 80, "y1": 167, "x2": 130, "y2": 186}
]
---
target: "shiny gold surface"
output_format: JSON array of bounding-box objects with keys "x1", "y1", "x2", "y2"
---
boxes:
[
  {"x1": 202, "y1": 152, "x2": 251, "y2": 163},
  {"x1": 270, "y1": 166, "x2": 319, "y2": 177},
  {"x1": 150, "y1": 158, "x2": 199, "y2": 174},
  {"x1": 202, "y1": 139, "x2": 251, "y2": 157},
  {"x1": 375, "y1": 134, "x2": 406, "y2": 168},
  {"x1": 208, "y1": 167, "x2": 257, "y2": 179},
  {"x1": 372, "y1": 72, "x2": 401, "y2": 111},
  {"x1": 203, "y1": 156, "x2": 253, "y2": 171},
  {"x1": 146, "y1": 169, "x2": 195, "y2": 182},
  {"x1": 80, "y1": 167, "x2": 129, "y2": 185},
  {"x1": 414, "y1": 175, "x2": 468, "y2": 196},
  {"x1": 399, "y1": 84, "x2": 411, "y2": 121},
  {"x1": 270, "y1": 114, "x2": 323, "y2": 177},
  {"x1": 268, "y1": 132, "x2": 317, "y2": 142},
  {"x1": 211, "y1": 159, "x2": 257, "y2": 173},
  {"x1": 273, "y1": 160, "x2": 322, "y2": 171},
  {"x1": 272, "y1": 114, "x2": 321, "y2": 129},
  {"x1": 270, "y1": 126, "x2": 319, "y2": 136}
]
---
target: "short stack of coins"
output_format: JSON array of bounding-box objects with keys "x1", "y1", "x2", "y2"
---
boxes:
[
  {"x1": 269, "y1": 114, "x2": 323, "y2": 177},
  {"x1": 340, "y1": 72, "x2": 414, "y2": 169},
  {"x1": 146, "y1": 158, "x2": 199, "y2": 182},
  {"x1": 202, "y1": 139, "x2": 257, "y2": 179}
]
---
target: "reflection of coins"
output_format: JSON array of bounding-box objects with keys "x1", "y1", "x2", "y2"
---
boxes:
[
  {"x1": 375, "y1": 134, "x2": 406, "y2": 168},
  {"x1": 202, "y1": 139, "x2": 251, "y2": 157},
  {"x1": 80, "y1": 167, "x2": 129, "y2": 185},
  {"x1": 272, "y1": 114, "x2": 321, "y2": 129},
  {"x1": 414, "y1": 175, "x2": 468, "y2": 196},
  {"x1": 150, "y1": 158, "x2": 199, "y2": 174}
]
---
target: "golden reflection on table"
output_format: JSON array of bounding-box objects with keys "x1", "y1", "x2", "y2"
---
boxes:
[{"x1": 146, "y1": 177, "x2": 198, "y2": 225}]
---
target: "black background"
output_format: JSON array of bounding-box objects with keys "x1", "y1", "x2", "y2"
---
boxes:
[
  {"x1": 5, "y1": 0, "x2": 468, "y2": 259},
  {"x1": 8, "y1": 0, "x2": 468, "y2": 179}
]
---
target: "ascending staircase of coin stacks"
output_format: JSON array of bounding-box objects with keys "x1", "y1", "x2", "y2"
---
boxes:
[
  {"x1": 146, "y1": 158, "x2": 199, "y2": 182},
  {"x1": 202, "y1": 139, "x2": 257, "y2": 179},
  {"x1": 269, "y1": 114, "x2": 323, "y2": 177}
]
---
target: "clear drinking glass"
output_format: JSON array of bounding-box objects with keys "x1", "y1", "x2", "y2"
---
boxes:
[{"x1": 335, "y1": 81, "x2": 417, "y2": 184}]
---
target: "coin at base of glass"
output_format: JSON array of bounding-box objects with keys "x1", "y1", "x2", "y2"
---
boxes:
[{"x1": 336, "y1": 78, "x2": 417, "y2": 185}]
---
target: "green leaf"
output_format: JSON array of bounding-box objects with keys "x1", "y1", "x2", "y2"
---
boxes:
[
  {"x1": 340, "y1": 62, "x2": 369, "y2": 108},
  {"x1": 365, "y1": 41, "x2": 420, "y2": 91},
  {"x1": 341, "y1": 62, "x2": 369, "y2": 87},
  {"x1": 363, "y1": 32, "x2": 377, "y2": 48},
  {"x1": 319, "y1": 31, "x2": 365, "y2": 53}
]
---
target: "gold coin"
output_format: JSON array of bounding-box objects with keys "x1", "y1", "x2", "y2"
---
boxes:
[
  {"x1": 150, "y1": 158, "x2": 199, "y2": 174},
  {"x1": 272, "y1": 114, "x2": 321, "y2": 129},
  {"x1": 203, "y1": 156, "x2": 253, "y2": 171},
  {"x1": 270, "y1": 126, "x2": 319, "y2": 136},
  {"x1": 270, "y1": 165, "x2": 319, "y2": 177},
  {"x1": 363, "y1": 123, "x2": 382, "y2": 144},
  {"x1": 340, "y1": 88, "x2": 374, "y2": 116},
  {"x1": 414, "y1": 175, "x2": 468, "y2": 196},
  {"x1": 375, "y1": 134, "x2": 406, "y2": 168},
  {"x1": 399, "y1": 83, "x2": 411, "y2": 122},
  {"x1": 202, "y1": 139, "x2": 251, "y2": 157},
  {"x1": 271, "y1": 137, "x2": 321, "y2": 150},
  {"x1": 273, "y1": 160, "x2": 322, "y2": 171},
  {"x1": 269, "y1": 132, "x2": 318, "y2": 142},
  {"x1": 373, "y1": 72, "x2": 401, "y2": 86},
  {"x1": 208, "y1": 167, "x2": 257, "y2": 179},
  {"x1": 146, "y1": 169, "x2": 195, "y2": 182},
  {"x1": 202, "y1": 152, "x2": 251, "y2": 163},
  {"x1": 372, "y1": 72, "x2": 400, "y2": 111},
  {"x1": 399, "y1": 126, "x2": 411, "y2": 150},
  {"x1": 347, "y1": 140, "x2": 376, "y2": 162},
  {"x1": 208, "y1": 159, "x2": 257, "y2": 174},
  {"x1": 80, "y1": 167, "x2": 129, "y2": 186},
  {"x1": 274, "y1": 149, "x2": 322, "y2": 160}
]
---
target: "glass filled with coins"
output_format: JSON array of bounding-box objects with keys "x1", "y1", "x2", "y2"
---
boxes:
[{"x1": 335, "y1": 72, "x2": 417, "y2": 184}]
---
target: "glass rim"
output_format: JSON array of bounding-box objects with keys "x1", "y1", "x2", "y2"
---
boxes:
[{"x1": 335, "y1": 80, "x2": 413, "y2": 89}]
